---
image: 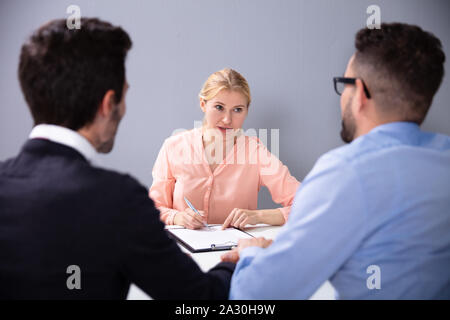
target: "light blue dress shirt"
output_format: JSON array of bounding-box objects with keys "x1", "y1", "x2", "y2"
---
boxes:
[{"x1": 230, "y1": 122, "x2": 450, "y2": 299}]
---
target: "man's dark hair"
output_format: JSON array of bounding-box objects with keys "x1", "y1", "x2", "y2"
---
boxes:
[
  {"x1": 353, "y1": 23, "x2": 445, "y2": 124},
  {"x1": 18, "y1": 18, "x2": 132, "y2": 130}
]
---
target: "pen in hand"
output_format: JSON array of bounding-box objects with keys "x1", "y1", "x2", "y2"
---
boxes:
[{"x1": 184, "y1": 196, "x2": 210, "y2": 230}]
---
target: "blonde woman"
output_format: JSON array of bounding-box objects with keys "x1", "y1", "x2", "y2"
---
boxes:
[{"x1": 149, "y1": 68, "x2": 300, "y2": 229}]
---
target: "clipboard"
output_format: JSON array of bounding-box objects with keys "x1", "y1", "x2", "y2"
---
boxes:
[{"x1": 167, "y1": 225, "x2": 254, "y2": 253}]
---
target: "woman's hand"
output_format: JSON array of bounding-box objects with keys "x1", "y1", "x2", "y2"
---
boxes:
[
  {"x1": 173, "y1": 207, "x2": 206, "y2": 229},
  {"x1": 221, "y1": 237, "x2": 273, "y2": 263},
  {"x1": 222, "y1": 208, "x2": 259, "y2": 230}
]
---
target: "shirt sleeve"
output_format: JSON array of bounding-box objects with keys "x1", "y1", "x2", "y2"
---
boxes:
[
  {"x1": 149, "y1": 140, "x2": 179, "y2": 224},
  {"x1": 257, "y1": 140, "x2": 300, "y2": 221},
  {"x1": 230, "y1": 152, "x2": 368, "y2": 299}
]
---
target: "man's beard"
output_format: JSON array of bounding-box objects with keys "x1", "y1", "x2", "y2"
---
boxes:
[
  {"x1": 97, "y1": 106, "x2": 121, "y2": 153},
  {"x1": 340, "y1": 97, "x2": 357, "y2": 143}
]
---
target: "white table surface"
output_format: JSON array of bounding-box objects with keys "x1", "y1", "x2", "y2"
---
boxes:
[{"x1": 126, "y1": 224, "x2": 336, "y2": 300}]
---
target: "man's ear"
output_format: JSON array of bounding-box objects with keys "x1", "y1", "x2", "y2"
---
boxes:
[
  {"x1": 200, "y1": 98, "x2": 206, "y2": 113},
  {"x1": 354, "y1": 79, "x2": 368, "y2": 113},
  {"x1": 97, "y1": 90, "x2": 116, "y2": 118}
]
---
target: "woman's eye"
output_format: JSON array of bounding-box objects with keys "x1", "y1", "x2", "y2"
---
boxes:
[
  {"x1": 234, "y1": 108, "x2": 243, "y2": 113},
  {"x1": 215, "y1": 105, "x2": 223, "y2": 111}
]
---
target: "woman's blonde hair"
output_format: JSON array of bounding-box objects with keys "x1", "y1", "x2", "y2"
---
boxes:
[{"x1": 198, "y1": 68, "x2": 251, "y2": 106}]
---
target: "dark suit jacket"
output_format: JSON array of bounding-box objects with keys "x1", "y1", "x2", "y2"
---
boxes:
[{"x1": 0, "y1": 139, "x2": 235, "y2": 299}]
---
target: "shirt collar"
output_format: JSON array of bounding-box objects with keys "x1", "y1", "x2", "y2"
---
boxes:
[
  {"x1": 369, "y1": 121, "x2": 420, "y2": 135},
  {"x1": 29, "y1": 124, "x2": 98, "y2": 164}
]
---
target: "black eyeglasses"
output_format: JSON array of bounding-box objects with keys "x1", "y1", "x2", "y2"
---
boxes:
[{"x1": 333, "y1": 77, "x2": 371, "y2": 99}]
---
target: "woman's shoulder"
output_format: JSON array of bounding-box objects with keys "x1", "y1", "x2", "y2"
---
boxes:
[{"x1": 162, "y1": 127, "x2": 199, "y2": 148}]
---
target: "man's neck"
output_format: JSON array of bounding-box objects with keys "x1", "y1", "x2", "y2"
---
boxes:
[
  {"x1": 77, "y1": 127, "x2": 100, "y2": 152},
  {"x1": 29, "y1": 124, "x2": 98, "y2": 164}
]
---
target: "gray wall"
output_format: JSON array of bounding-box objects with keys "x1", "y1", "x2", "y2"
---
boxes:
[{"x1": 1, "y1": 0, "x2": 449, "y2": 209}]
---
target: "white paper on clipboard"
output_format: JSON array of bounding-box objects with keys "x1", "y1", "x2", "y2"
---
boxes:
[{"x1": 167, "y1": 225, "x2": 254, "y2": 252}]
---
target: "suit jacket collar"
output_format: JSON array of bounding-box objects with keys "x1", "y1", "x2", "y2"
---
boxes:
[
  {"x1": 29, "y1": 124, "x2": 98, "y2": 164},
  {"x1": 22, "y1": 138, "x2": 90, "y2": 164}
]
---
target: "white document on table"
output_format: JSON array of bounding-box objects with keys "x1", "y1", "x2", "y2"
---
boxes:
[{"x1": 167, "y1": 225, "x2": 254, "y2": 252}]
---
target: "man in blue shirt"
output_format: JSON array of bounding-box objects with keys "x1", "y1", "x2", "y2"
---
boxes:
[{"x1": 222, "y1": 23, "x2": 450, "y2": 299}]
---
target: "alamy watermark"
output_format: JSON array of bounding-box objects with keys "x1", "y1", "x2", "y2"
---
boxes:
[
  {"x1": 168, "y1": 122, "x2": 281, "y2": 176},
  {"x1": 366, "y1": 264, "x2": 381, "y2": 290},
  {"x1": 366, "y1": 5, "x2": 381, "y2": 29},
  {"x1": 66, "y1": 5, "x2": 81, "y2": 30},
  {"x1": 66, "y1": 265, "x2": 81, "y2": 290}
]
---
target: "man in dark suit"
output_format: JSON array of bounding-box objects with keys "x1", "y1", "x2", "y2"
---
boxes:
[{"x1": 0, "y1": 18, "x2": 234, "y2": 299}]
